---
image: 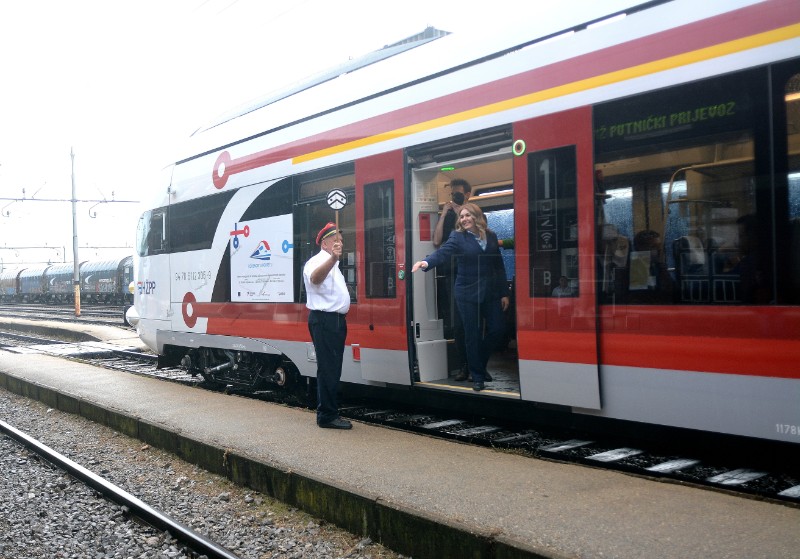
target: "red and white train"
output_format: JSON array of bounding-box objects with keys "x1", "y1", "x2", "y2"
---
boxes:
[{"x1": 131, "y1": 0, "x2": 800, "y2": 444}]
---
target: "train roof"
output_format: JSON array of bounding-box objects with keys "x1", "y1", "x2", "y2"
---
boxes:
[
  {"x1": 0, "y1": 269, "x2": 23, "y2": 281},
  {"x1": 196, "y1": 26, "x2": 451, "y2": 135},
  {"x1": 18, "y1": 266, "x2": 50, "y2": 279},
  {"x1": 179, "y1": 0, "x2": 674, "y2": 162},
  {"x1": 81, "y1": 257, "x2": 131, "y2": 272},
  {"x1": 46, "y1": 262, "x2": 83, "y2": 275}
]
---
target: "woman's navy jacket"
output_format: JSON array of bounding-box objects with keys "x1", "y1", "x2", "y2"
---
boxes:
[{"x1": 424, "y1": 229, "x2": 510, "y2": 304}]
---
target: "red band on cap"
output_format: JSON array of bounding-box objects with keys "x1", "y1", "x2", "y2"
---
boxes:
[{"x1": 316, "y1": 222, "x2": 338, "y2": 245}]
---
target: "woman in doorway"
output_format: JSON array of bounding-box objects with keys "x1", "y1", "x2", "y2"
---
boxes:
[{"x1": 412, "y1": 203, "x2": 510, "y2": 391}]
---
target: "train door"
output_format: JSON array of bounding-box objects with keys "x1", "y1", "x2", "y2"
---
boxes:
[
  {"x1": 353, "y1": 151, "x2": 411, "y2": 385},
  {"x1": 513, "y1": 107, "x2": 602, "y2": 409},
  {"x1": 407, "y1": 127, "x2": 519, "y2": 395}
]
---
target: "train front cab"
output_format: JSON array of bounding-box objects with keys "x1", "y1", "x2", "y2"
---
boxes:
[{"x1": 407, "y1": 58, "x2": 800, "y2": 444}]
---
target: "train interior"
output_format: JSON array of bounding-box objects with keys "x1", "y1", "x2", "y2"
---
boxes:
[
  {"x1": 594, "y1": 68, "x2": 800, "y2": 308},
  {"x1": 408, "y1": 130, "x2": 519, "y2": 397}
]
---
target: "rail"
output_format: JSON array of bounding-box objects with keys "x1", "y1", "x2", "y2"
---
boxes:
[{"x1": 0, "y1": 419, "x2": 242, "y2": 559}]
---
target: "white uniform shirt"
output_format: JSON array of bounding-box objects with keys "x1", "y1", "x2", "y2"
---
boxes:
[{"x1": 303, "y1": 249, "x2": 351, "y2": 314}]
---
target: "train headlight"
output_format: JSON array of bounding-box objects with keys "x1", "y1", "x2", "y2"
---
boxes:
[
  {"x1": 124, "y1": 305, "x2": 139, "y2": 328},
  {"x1": 128, "y1": 281, "x2": 135, "y2": 295}
]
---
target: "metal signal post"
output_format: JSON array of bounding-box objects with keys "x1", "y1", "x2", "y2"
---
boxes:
[{"x1": 71, "y1": 147, "x2": 81, "y2": 317}]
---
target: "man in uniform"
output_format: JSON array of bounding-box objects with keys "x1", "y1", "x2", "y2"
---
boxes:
[{"x1": 303, "y1": 222, "x2": 352, "y2": 429}]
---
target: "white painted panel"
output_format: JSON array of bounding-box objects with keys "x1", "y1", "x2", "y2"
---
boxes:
[
  {"x1": 360, "y1": 348, "x2": 411, "y2": 386},
  {"x1": 581, "y1": 365, "x2": 800, "y2": 443},
  {"x1": 519, "y1": 360, "x2": 601, "y2": 409},
  {"x1": 416, "y1": 340, "x2": 448, "y2": 382}
]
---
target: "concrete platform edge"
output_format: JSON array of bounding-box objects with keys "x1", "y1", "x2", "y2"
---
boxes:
[
  {"x1": 0, "y1": 370, "x2": 563, "y2": 559},
  {"x1": 0, "y1": 318, "x2": 102, "y2": 342}
]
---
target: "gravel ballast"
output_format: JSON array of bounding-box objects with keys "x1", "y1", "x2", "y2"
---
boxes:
[{"x1": 0, "y1": 388, "x2": 404, "y2": 559}]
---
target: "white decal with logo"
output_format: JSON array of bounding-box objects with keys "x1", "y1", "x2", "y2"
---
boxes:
[{"x1": 230, "y1": 214, "x2": 294, "y2": 302}]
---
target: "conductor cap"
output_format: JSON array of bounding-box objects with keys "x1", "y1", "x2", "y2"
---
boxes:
[{"x1": 316, "y1": 222, "x2": 338, "y2": 245}]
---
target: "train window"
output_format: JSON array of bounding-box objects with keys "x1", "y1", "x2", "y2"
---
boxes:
[
  {"x1": 293, "y1": 165, "x2": 357, "y2": 303},
  {"x1": 527, "y1": 146, "x2": 579, "y2": 298},
  {"x1": 364, "y1": 180, "x2": 396, "y2": 298},
  {"x1": 485, "y1": 208, "x2": 515, "y2": 281},
  {"x1": 785, "y1": 72, "x2": 800, "y2": 303},
  {"x1": 169, "y1": 190, "x2": 236, "y2": 253},
  {"x1": 135, "y1": 212, "x2": 149, "y2": 256},
  {"x1": 594, "y1": 67, "x2": 774, "y2": 305},
  {"x1": 239, "y1": 178, "x2": 293, "y2": 221},
  {"x1": 136, "y1": 208, "x2": 167, "y2": 256}
]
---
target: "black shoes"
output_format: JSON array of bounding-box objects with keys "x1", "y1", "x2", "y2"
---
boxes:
[
  {"x1": 473, "y1": 382, "x2": 485, "y2": 392},
  {"x1": 318, "y1": 418, "x2": 352, "y2": 430},
  {"x1": 455, "y1": 365, "x2": 492, "y2": 385}
]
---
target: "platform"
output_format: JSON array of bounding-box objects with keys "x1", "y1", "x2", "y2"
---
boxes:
[{"x1": 0, "y1": 321, "x2": 798, "y2": 559}]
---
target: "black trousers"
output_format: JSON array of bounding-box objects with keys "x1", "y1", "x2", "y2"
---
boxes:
[
  {"x1": 437, "y1": 273, "x2": 466, "y2": 371},
  {"x1": 308, "y1": 310, "x2": 347, "y2": 424},
  {"x1": 456, "y1": 296, "x2": 505, "y2": 384}
]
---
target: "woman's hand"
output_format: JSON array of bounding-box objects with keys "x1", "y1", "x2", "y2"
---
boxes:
[
  {"x1": 500, "y1": 296, "x2": 510, "y2": 311},
  {"x1": 411, "y1": 261, "x2": 428, "y2": 272}
]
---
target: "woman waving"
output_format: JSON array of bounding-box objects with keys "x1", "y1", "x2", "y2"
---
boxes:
[{"x1": 412, "y1": 203, "x2": 510, "y2": 391}]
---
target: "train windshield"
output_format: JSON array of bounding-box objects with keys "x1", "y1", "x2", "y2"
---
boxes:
[{"x1": 136, "y1": 209, "x2": 167, "y2": 257}]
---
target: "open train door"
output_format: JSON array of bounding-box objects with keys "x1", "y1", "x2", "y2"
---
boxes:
[
  {"x1": 406, "y1": 127, "x2": 516, "y2": 387},
  {"x1": 353, "y1": 150, "x2": 411, "y2": 385},
  {"x1": 513, "y1": 107, "x2": 602, "y2": 409}
]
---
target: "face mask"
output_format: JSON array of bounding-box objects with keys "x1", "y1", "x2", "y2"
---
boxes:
[{"x1": 452, "y1": 191, "x2": 465, "y2": 205}]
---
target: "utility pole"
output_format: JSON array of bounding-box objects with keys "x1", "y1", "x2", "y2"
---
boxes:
[{"x1": 71, "y1": 147, "x2": 81, "y2": 317}]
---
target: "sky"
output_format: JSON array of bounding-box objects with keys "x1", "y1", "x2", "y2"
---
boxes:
[{"x1": 0, "y1": 0, "x2": 567, "y2": 270}]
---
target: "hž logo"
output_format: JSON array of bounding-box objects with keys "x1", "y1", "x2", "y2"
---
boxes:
[{"x1": 137, "y1": 280, "x2": 156, "y2": 295}]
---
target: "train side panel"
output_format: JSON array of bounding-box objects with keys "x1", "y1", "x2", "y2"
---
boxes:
[
  {"x1": 18, "y1": 266, "x2": 50, "y2": 302},
  {"x1": 0, "y1": 269, "x2": 22, "y2": 302},
  {"x1": 132, "y1": 0, "x2": 800, "y2": 444}
]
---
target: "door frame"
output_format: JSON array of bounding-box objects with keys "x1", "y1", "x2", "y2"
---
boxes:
[
  {"x1": 354, "y1": 150, "x2": 411, "y2": 385},
  {"x1": 513, "y1": 106, "x2": 602, "y2": 409}
]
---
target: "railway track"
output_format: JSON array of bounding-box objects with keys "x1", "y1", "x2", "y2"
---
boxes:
[
  {"x1": 2, "y1": 329, "x2": 799, "y2": 507},
  {"x1": 0, "y1": 418, "x2": 242, "y2": 559},
  {"x1": 0, "y1": 303, "x2": 129, "y2": 327}
]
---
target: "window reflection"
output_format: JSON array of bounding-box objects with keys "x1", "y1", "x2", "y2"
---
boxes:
[{"x1": 594, "y1": 68, "x2": 769, "y2": 305}]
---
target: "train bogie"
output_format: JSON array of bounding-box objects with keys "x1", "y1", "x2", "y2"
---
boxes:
[{"x1": 165, "y1": 345, "x2": 298, "y2": 391}]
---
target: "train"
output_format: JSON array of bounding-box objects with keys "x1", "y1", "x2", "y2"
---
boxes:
[
  {"x1": 129, "y1": 0, "x2": 800, "y2": 447},
  {"x1": 0, "y1": 256, "x2": 134, "y2": 306}
]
